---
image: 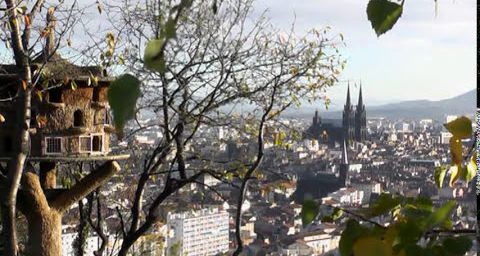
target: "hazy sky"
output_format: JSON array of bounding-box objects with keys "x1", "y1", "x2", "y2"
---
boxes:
[
  {"x1": 0, "y1": 0, "x2": 474, "y2": 108},
  {"x1": 252, "y1": 0, "x2": 476, "y2": 108}
]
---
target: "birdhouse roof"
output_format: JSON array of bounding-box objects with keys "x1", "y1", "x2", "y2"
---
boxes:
[{"x1": 0, "y1": 53, "x2": 113, "y2": 84}]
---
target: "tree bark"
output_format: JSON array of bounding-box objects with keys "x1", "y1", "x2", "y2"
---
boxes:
[
  {"x1": 25, "y1": 209, "x2": 62, "y2": 256},
  {"x1": 3, "y1": 0, "x2": 36, "y2": 253},
  {"x1": 5, "y1": 161, "x2": 121, "y2": 256},
  {"x1": 40, "y1": 162, "x2": 57, "y2": 190}
]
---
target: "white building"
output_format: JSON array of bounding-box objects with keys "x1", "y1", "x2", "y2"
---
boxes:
[
  {"x1": 327, "y1": 187, "x2": 364, "y2": 206},
  {"x1": 446, "y1": 115, "x2": 458, "y2": 123},
  {"x1": 351, "y1": 182, "x2": 382, "y2": 204},
  {"x1": 62, "y1": 233, "x2": 100, "y2": 256},
  {"x1": 166, "y1": 207, "x2": 229, "y2": 256},
  {"x1": 440, "y1": 132, "x2": 453, "y2": 144}
]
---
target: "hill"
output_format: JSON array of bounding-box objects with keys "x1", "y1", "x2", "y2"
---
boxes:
[{"x1": 286, "y1": 89, "x2": 476, "y2": 121}]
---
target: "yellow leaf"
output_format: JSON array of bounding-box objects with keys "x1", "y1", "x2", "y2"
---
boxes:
[
  {"x1": 47, "y1": 7, "x2": 55, "y2": 16},
  {"x1": 24, "y1": 15, "x2": 31, "y2": 27},
  {"x1": 36, "y1": 90, "x2": 43, "y2": 102},
  {"x1": 448, "y1": 165, "x2": 461, "y2": 187},
  {"x1": 36, "y1": 115, "x2": 48, "y2": 128},
  {"x1": 444, "y1": 116, "x2": 472, "y2": 139},
  {"x1": 449, "y1": 137, "x2": 462, "y2": 165},
  {"x1": 464, "y1": 154, "x2": 476, "y2": 183},
  {"x1": 40, "y1": 27, "x2": 50, "y2": 38},
  {"x1": 353, "y1": 237, "x2": 392, "y2": 256},
  {"x1": 0, "y1": 114, "x2": 5, "y2": 123},
  {"x1": 21, "y1": 80, "x2": 27, "y2": 90},
  {"x1": 91, "y1": 75, "x2": 99, "y2": 86},
  {"x1": 63, "y1": 76, "x2": 70, "y2": 85}
]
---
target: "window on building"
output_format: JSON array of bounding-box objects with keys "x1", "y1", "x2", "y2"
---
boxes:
[
  {"x1": 48, "y1": 87, "x2": 62, "y2": 103},
  {"x1": 73, "y1": 110, "x2": 85, "y2": 127},
  {"x1": 45, "y1": 137, "x2": 62, "y2": 154},
  {"x1": 92, "y1": 135, "x2": 103, "y2": 152},
  {"x1": 104, "y1": 109, "x2": 111, "y2": 125},
  {"x1": 94, "y1": 109, "x2": 111, "y2": 125},
  {"x1": 79, "y1": 136, "x2": 91, "y2": 152}
]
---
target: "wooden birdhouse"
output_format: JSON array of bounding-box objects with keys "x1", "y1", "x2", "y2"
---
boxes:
[
  {"x1": 0, "y1": 53, "x2": 129, "y2": 161},
  {"x1": 0, "y1": 10, "x2": 128, "y2": 163}
]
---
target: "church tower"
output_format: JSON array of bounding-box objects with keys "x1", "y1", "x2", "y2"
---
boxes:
[
  {"x1": 355, "y1": 84, "x2": 367, "y2": 142},
  {"x1": 342, "y1": 84, "x2": 355, "y2": 144},
  {"x1": 339, "y1": 140, "x2": 350, "y2": 186},
  {"x1": 313, "y1": 110, "x2": 320, "y2": 126}
]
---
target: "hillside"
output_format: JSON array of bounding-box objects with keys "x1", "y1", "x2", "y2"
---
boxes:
[{"x1": 287, "y1": 89, "x2": 476, "y2": 121}]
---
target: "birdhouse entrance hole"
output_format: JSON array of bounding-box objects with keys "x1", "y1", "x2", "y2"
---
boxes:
[{"x1": 73, "y1": 110, "x2": 85, "y2": 127}]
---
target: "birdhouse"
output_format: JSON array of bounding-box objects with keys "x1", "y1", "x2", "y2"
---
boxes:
[{"x1": 0, "y1": 54, "x2": 128, "y2": 162}]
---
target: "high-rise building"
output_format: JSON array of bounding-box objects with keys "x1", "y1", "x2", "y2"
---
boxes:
[{"x1": 166, "y1": 208, "x2": 229, "y2": 256}]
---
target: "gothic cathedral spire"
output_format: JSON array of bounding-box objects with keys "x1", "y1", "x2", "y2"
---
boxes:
[
  {"x1": 346, "y1": 82, "x2": 351, "y2": 107},
  {"x1": 339, "y1": 139, "x2": 350, "y2": 186},
  {"x1": 343, "y1": 83, "x2": 355, "y2": 144},
  {"x1": 355, "y1": 81, "x2": 367, "y2": 142},
  {"x1": 357, "y1": 82, "x2": 363, "y2": 108}
]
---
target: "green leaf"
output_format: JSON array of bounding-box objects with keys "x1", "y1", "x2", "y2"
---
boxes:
[
  {"x1": 212, "y1": 0, "x2": 218, "y2": 14},
  {"x1": 365, "y1": 193, "x2": 401, "y2": 217},
  {"x1": 144, "y1": 39, "x2": 166, "y2": 73},
  {"x1": 108, "y1": 74, "x2": 141, "y2": 138},
  {"x1": 301, "y1": 199, "x2": 319, "y2": 226},
  {"x1": 401, "y1": 244, "x2": 429, "y2": 256},
  {"x1": 425, "y1": 200, "x2": 455, "y2": 229},
  {"x1": 163, "y1": 18, "x2": 176, "y2": 39},
  {"x1": 442, "y1": 236, "x2": 472, "y2": 256},
  {"x1": 434, "y1": 166, "x2": 447, "y2": 188},
  {"x1": 332, "y1": 208, "x2": 343, "y2": 220},
  {"x1": 339, "y1": 219, "x2": 370, "y2": 256},
  {"x1": 396, "y1": 220, "x2": 424, "y2": 246},
  {"x1": 444, "y1": 116, "x2": 472, "y2": 139},
  {"x1": 321, "y1": 207, "x2": 343, "y2": 222},
  {"x1": 225, "y1": 172, "x2": 233, "y2": 181},
  {"x1": 353, "y1": 237, "x2": 391, "y2": 256},
  {"x1": 366, "y1": 0, "x2": 403, "y2": 36}
]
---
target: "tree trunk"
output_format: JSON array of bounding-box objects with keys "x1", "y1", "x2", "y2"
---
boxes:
[
  {"x1": 25, "y1": 209, "x2": 62, "y2": 256},
  {"x1": 0, "y1": 161, "x2": 120, "y2": 256}
]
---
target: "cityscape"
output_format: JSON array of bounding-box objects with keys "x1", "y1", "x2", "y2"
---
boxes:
[
  {"x1": 57, "y1": 86, "x2": 476, "y2": 255},
  {"x1": 0, "y1": 0, "x2": 476, "y2": 256}
]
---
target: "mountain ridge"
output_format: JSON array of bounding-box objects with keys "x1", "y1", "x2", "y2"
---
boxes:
[{"x1": 287, "y1": 89, "x2": 476, "y2": 120}]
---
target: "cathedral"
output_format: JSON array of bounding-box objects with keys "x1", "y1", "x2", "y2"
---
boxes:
[{"x1": 304, "y1": 83, "x2": 367, "y2": 146}]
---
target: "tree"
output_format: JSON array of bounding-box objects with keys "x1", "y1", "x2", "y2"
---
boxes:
[
  {"x1": 95, "y1": 0, "x2": 345, "y2": 254},
  {"x1": 0, "y1": 1, "x2": 122, "y2": 255}
]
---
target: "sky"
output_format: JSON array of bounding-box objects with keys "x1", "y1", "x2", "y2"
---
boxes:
[
  {"x1": 0, "y1": 0, "x2": 475, "y2": 110},
  {"x1": 252, "y1": 0, "x2": 476, "y2": 109}
]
